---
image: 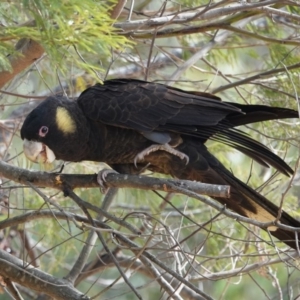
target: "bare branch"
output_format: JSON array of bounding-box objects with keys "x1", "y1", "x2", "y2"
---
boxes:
[
  {"x1": 193, "y1": 251, "x2": 299, "y2": 281},
  {"x1": 0, "y1": 250, "x2": 89, "y2": 300},
  {"x1": 3, "y1": 278, "x2": 24, "y2": 300},
  {"x1": 66, "y1": 188, "x2": 118, "y2": 284},
  {"x1": 113, "y1": 1, "x2": 281, "y2": 31},
  {"x1": 0, "y1": 161, "x2": 230, "y2": 198},
  {"x1": 212, "y1": 62, "x2": 300, "y2": 94}
]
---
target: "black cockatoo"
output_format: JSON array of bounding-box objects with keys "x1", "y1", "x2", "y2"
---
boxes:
[{"x1": 21, "y1": 79, "x2": 300, "y2": 249}]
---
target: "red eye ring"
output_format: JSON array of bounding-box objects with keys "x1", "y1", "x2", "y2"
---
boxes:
[{"x1": 39, "y1": 126, "x2": 48, "y2": 137}]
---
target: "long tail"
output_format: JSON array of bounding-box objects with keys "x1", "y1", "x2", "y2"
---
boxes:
[
  {"x1": 152, "y1": 105, "x2": 299, "y2": 249},
  {"x1": 178, "y1": 141, "x2": 300, "y2": 250},
  {"x1": 226, "y1": 103, "x2": 299, "y2": 126},
  {"x1": 217, "y1": 104, "x2": 298, "y2": 176}
]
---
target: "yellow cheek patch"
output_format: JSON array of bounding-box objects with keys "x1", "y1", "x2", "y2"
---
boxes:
[{"x1": 55, "y1": 107, "x2": 76, "y2": 134}]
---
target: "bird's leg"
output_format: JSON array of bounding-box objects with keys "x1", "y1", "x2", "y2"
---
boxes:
[
  {"x1": 97, "y1": 169, "x2": 119, "y2": 193},
  {"x1": 134, "y1": 144, "x2": 189, "y2": 167}
]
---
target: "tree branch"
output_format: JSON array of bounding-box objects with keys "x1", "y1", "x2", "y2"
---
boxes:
[
  {"x1": 0, "y1": 39, "x2": 44, "y2": 88},
  {"x1": 1, "y1": 160, "x2": 299, "y2": 233},
  {"x1": 113, "y1": 1, "x2": 281, "y2": 31},
  {"x1": 212, "y1": 62, "x2": 300, "y2": 94},
  {"x1": 0, "y1": 250, "x2": 89, "y2": 300},
  {"x1": 0, "y1": 160, "x2": 230, "y2": 198}
]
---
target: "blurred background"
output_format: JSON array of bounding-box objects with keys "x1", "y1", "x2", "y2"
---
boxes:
[{"x1": 0, "y1": 1, "x2": 300, "y2": 299}]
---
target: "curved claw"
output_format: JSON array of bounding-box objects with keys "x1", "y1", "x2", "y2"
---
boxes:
[
  {"x1": 134, "y1": 153, "x2": 144, "y2": 168},
  {"x1": 97, "y1": 169, "x2": 118, "y2": 193},
  {"x1": 182, "y1": 154, "x2": 189, "y2": 165}
]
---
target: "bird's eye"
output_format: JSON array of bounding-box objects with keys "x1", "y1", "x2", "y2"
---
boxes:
[{"x1": 39, "y1": 126, "x2": 49, "y2": 137}]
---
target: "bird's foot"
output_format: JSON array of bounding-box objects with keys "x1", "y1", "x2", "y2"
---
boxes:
[
  {"x1": 97, "y1": 169, "x2": 118, "y2": 193},
  {"x1": 134, "y1": 144, "x2": 189, "y2": 167}
]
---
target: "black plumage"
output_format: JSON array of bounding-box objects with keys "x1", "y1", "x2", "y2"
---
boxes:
[{"x1": 21, "y1": 78, "x2": 300, "y2": 249}]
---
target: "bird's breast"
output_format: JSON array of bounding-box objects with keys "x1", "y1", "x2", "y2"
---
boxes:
[{"x1": 87, "y1": 125, "x2": 153, "y2": 164}]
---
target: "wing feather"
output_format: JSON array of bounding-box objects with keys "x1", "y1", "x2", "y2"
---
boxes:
[
  {"x1": 77, "y1": 78, "x2": 240, "y2": 131},
  {"x1": 76, "y1": 78, "x2": 295, "y2": 175}
]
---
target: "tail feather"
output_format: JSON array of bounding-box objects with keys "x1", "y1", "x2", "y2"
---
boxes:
[
  {"x1": 218, "y1": 166, "x2": 300, "y2": 250},
  {"x1": 168, "y1": 105, "x2": 297, "y2": 176},
  {"x1": 179, "y1": 141, "x2": 300, "y2": 250},
  {"x1": 216, "y1": 129, "x2": 294, "y2": 176},
  {"x1": 225, "y1": 103, "x2": 299, "y2": 126}
]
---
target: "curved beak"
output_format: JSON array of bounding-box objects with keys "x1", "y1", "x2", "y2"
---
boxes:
[{"x1": 23, "y1": 139, "x2": 56, "y2": 164}]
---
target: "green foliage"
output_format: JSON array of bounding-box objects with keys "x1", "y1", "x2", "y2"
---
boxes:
[
  {"x1": 0, "y1": 0, "x2": 131, "y2": 75},
  {"x1": 0, "y1": 43, "x2": 14, "y2": 71}
]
